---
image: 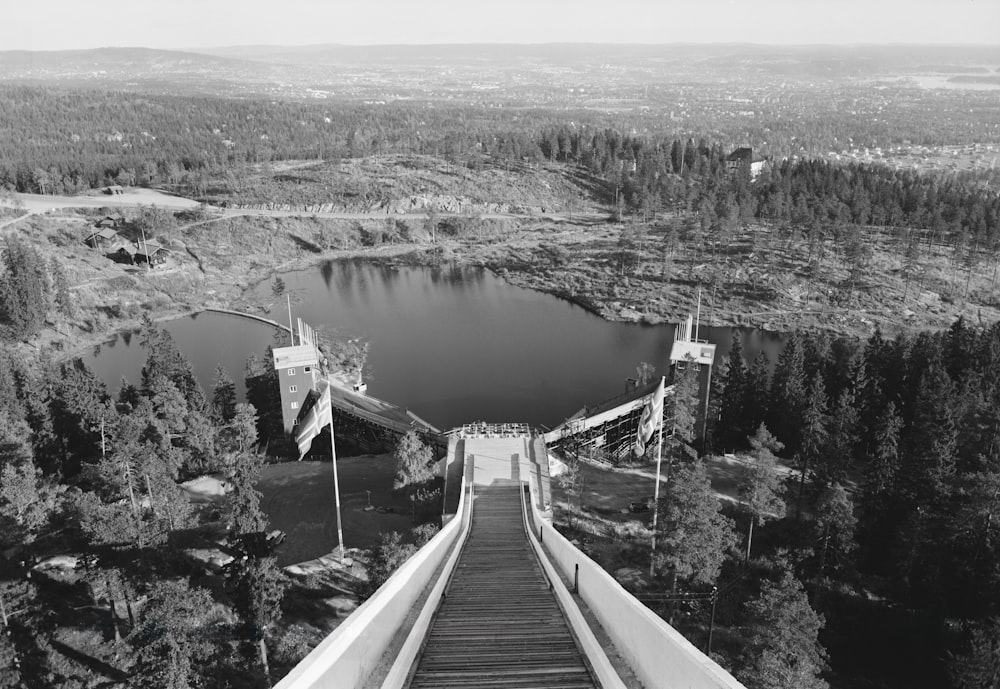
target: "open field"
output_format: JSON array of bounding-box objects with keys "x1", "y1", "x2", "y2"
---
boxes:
[{"x1": 258, "y1": 455, "x2": 415, "y2": 567}]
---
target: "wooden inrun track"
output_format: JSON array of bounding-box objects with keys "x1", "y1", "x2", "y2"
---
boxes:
[{"x1": 407, "y1": 478, "x2": 597, "y2": 689}]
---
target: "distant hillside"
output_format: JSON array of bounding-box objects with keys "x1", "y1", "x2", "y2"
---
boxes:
[
  {"x1": 192, "y1": 155, "x2": 602, "y2": 214},
  {"x1": 0, "y1": 46, "x2": 269, "y2": 83},
  {"x1": 200, "y1": 42, "x2": 1000, "y2": 76}
]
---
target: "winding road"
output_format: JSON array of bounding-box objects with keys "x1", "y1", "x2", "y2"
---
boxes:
[{"x1": 0, "y1": 188, "x2": 593, "y2": 231}]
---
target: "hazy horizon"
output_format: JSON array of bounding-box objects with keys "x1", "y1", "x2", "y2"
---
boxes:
[{"x1": 5, "y1": 0, "x2": 1000, "y2": 52}]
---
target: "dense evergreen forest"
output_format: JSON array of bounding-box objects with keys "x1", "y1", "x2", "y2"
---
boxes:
[
  {"x1": 0, "y1": 313, "x2": 298, "y2": 687},
  {"x1": 696, "y1": 318, "x2": 1000, "y2": 689}
]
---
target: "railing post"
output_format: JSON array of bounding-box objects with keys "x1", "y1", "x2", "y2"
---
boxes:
[
  {"x1": 707, "y1": 586, "x2": 718, "y2": 655},
  {"x1": 574, "y1": 564, "x2": 579, "y2": 594}
]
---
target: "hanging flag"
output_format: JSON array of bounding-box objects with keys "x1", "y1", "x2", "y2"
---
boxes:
[
  {"x1": 295, "y1": 383, "x2": 332, "y2": 460},
  {"x1": 634, "y1": 377, "x2": 665, "y2": 457}
]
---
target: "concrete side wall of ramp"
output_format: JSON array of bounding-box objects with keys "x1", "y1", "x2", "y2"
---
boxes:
[
  {"x1": 527, "y1": 475, "x2": 747, "y2": 689},
  {"x1": 273, "y1": 470, "x2": 469, "y2": 689}
]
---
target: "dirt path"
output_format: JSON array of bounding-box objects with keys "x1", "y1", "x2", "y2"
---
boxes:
[{"x1": 0, "y1": 211, "x2": 33, "y2": 230}]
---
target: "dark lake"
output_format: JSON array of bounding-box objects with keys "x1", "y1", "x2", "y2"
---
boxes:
[{"x1": 83, "y1": 262, "x2": 786, "y2": 431}]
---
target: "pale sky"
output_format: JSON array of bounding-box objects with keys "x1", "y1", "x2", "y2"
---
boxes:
[{"x1": 2, "y1": 0, "x2": 999, "y2": 51}]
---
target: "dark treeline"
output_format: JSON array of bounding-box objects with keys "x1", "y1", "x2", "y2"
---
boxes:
[
  {"x1": 532, "y1": 125, "x2": 1000, "y2": 247},
  {"x1": 0, "y1": 85, "x2": 624, "y2": 194},
  {"x1": 3, "y1": 84, "x2": 998, "y2": 260},
  {"x1": 712, "y1": 317, "x2": 1000, "y2": 688}
]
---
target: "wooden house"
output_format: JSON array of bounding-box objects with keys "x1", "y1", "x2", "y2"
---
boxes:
[
  {"x1": 727, "y1": 147, "x2": 768, "y2": 180},
  {"x1": 133, "y1": 239, "x2": 168, "y2": 266},
  {"x1": 84, "y1": 226, "x2": 121, "y2": 250},
  {"x1": 94, "y1": 216, "x2": 122, "y2": 229}
]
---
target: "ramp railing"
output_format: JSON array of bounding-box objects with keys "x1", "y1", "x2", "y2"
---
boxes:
[
  {"x1": 525, "y1": 474, "x2": 748, "y2": 689},
  {"x1": 273, "y1": 463, "x2": 472, "y2": 689}
]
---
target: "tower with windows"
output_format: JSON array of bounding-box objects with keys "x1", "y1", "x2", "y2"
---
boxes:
[
  {"x1": 669, "y1": 313, "x2": 717, "y2": 443},
  {"x1": 272, "y1": 319, "x2": 322, "y2": 434}
]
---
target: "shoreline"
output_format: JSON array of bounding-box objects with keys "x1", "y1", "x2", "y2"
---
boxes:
[{"x1": 32, "y1": 209, "x2": 981, "y2": 375}]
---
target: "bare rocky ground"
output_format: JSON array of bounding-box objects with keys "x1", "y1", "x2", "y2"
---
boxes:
[{"x1": 3, "y1": 155, "x2": 996, "y2": 368}]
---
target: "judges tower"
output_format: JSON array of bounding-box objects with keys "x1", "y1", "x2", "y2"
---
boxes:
[{"x1": 272, "y1": 319, "x2": 322, "y2": 435}]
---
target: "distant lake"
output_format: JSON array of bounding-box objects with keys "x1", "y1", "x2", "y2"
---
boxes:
[{"x1": 83, "y1": 262, "x2": 786, "y2": 430}]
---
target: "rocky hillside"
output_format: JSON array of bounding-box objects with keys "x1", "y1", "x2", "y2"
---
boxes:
[{"x1": 195, "y1": 155, "x2": 604, "y2": 215}]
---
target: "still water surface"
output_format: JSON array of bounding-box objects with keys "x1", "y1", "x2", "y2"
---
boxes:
[{"x1": 84, "y1": 262, "x2": 785, "y2": 430}]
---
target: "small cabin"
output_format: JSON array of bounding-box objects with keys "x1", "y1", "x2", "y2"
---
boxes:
[
  {"x1": 133, "y1": 240, "x2": 168, "y2": 266},
  {"x1": 104, "y1": 185, "x2": 124, "y2": 195},
  {"x1": 94, "y1": 216, "x2": 122, "y2": 229},
  {"x1": 84, "y1": 227, "x2": 121, "y2": 250}
]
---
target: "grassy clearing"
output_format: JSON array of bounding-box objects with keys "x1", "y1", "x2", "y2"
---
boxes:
[{"x1": 257, "y1": 454, "x2": 415, "y2": 567}]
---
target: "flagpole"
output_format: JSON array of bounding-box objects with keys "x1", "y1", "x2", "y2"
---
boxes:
[
  {"x1": 650, "y1": 376, "x2": 665, "y2": 578},
  {"x1": 329, "y1": 411, "x2": 345, "y2": 562}
]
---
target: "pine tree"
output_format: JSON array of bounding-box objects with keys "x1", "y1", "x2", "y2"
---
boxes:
[
  {"x1": 745, "y1": 351, "x2": 771, "y2": 440},
  {"x1": 0, "y1": 411, "x2": 59, "y2": 545},
  {"x1": 742, "y1": 570, "x2": 829, "y2": 689},
  {"x1": 127, "y1": 579, "x2": 220, "y2": 689},
  {"x1": 0, "y1": 238, "x2": 48, "y2": 341},
  {"x1": 232, "y1": 403, "x2": 259, "y2": 454},
  {"x1": 669, "y1": 361, "x2": 699, "y2": 465},
  {"x1": 718, "y1": 332, "x2": 749, "y2": 450},
  {"x1": 211, "y1": 364, "x2": 237, "y2": 425},
  {"x1": 818, "y1": 390, "x2": 859, "y2": 487},
  {"x1": 795, "y1": 376, "x2": 828, "y2": 518},
  {"x1": 740, "y1": 424, "x2": 786, "y2": 563},
  {"x1": 769, "y1": 334, "x2": 807, "y2": 456},
  {"x1": 866, "y1": 401, "x2": 902, "y2": 499},
  {"x1": 49, "y1": 256, "x2": 74, "y2": 319},
  {"x1": 705, "y1": 352, "x2": 728, "y2": 454},
  {"x1": 229, "y1": 452, "x2": 267, "y2": 539},
  {"x1": 655, "y1": 459, "x2": 737, "y2": 586},
  {"x1": 903, "y1": 364, "x2": 958, "y2": 507},
  {"x1": 139, "y1": 321, "x2": 204, "y2": 410},
  {"x1": 148, "y1": 374, "x2": 189, "y2": 442},
  {"x1": 813, "y1": 483, "x2": 856, "y2": 582},
  {"x1": 230, "y1": 556, "x2": 285, "y2": 681}
]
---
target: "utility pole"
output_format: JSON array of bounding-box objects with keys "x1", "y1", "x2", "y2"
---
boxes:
[{"x1": 140, "y1": 226, "x2": 151, "y2": 273}]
